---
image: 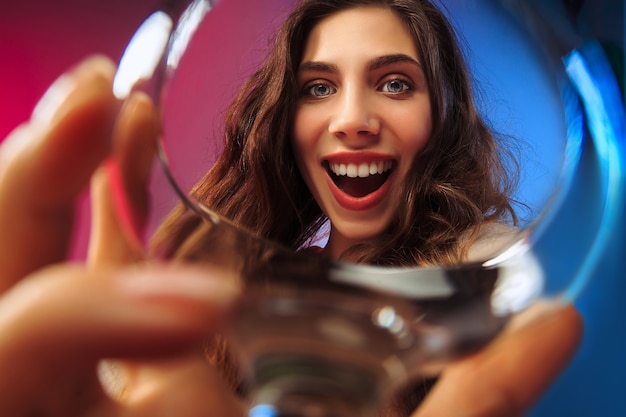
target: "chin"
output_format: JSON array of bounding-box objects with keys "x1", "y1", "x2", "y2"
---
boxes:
[{"x1": 334, "y1": 221, "x2": 389, "y2": 243}]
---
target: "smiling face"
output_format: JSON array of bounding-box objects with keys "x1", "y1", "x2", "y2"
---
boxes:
[{"x1": 292, "y1": 6, "x2": 432, "y2": 258}]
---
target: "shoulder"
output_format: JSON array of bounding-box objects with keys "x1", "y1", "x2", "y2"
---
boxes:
[{"x1": 463, "y1": 222, "x2": 521, "y2": 262}]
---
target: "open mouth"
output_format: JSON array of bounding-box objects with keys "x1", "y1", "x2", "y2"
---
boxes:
[{"x1": 324, "y1": 160, "x2": 395, "y2": 198}]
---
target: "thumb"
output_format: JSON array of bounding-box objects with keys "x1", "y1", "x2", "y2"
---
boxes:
[{"x1": 89, "y1": 91, "x2": 158, "y2": 265}]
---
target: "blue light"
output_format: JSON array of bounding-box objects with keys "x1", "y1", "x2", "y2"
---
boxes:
[
  {"x1": 249, "y1": 404, "x2": 278, "y2": 417},
  {"x1": 562, "y1": 41, "x2": 626, "y2": 301}
]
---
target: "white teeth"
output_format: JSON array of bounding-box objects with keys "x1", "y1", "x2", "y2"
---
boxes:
[
  {"x1": 329, "y1": 161, "x2": 393, "y2": 177},
  {"x1": 357, "y1": 163, "x2": 369, "y2": 178}
]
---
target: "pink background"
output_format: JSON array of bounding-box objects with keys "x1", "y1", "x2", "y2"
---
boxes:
[
  {"x1": 0, "y1": 0, "x2": 294, "y2": 258},
  {"x1": 0, "y1": 1, "x2": 624, "y2": 415}
]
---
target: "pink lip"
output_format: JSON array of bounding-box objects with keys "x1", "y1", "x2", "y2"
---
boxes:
[{"x1": 323, "y1": 151, "x2": 396, "y2": 211}]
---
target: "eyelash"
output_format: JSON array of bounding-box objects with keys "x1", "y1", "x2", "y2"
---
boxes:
[
  {"x1": 301, "y1": 76, "x2": 415, "y2": 99},
  {"x1": 379, "y1": 78, "x2": 414, "y2": 95},
  {"x1": 304, "y1": 82, "x2": 336, "y2": 98}
]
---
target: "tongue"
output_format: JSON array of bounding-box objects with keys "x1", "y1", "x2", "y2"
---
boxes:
[{"x1": 336, "y1": 174, "x2": 386, "y2": 198}]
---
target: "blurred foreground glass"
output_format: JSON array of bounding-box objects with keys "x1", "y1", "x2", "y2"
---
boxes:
[{"x1": 113, "y1": 0, "x2": 624, "y2": 416}]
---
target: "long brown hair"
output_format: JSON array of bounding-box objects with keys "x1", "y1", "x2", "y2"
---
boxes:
[
  {"x1": 155, "y1": 0, "x2": 517, "y2": 266},
  {"x1": 152, "y1": 0, "x2": 518, "y2": 413}
]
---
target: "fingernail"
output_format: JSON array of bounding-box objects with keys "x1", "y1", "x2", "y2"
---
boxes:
[
  {"x1": 31, "y1": 72, "x2": 76, "y2": 125},
  {"x1": 118, "y1": 264, "x2": 239, "y2": 307},
  {"x1": 31, "y1": 55, "x2": 116, "y2": 125}
]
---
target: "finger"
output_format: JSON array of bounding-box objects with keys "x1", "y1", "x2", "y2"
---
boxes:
[
  {"x1": 89, "y1": 92, "x2": 158, "y2": 265},
  {"x1": 0, "y1": 56, "x2": 118, "y2": 291},
  {"x1": 106, "y1": 355, "x2": 245, "y2": 417},
  {"x1": 0, "y1": 262, "x2": 238, "y2": 415},
  {"x1": 413, "y1": 305, "x2": 583, "y2": 417}
]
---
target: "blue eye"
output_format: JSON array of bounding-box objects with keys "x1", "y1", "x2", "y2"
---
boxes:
[
  {"x1": 307, "y1": 83, "x2": 336, "y2": 97},
  {"x1": 380, "y1": 79, "x2": 411, "y2": 94}
]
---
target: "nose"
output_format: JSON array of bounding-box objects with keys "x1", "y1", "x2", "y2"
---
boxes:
[{"x1": 328, "y1": 88, "x2": 380, "y2": 145}]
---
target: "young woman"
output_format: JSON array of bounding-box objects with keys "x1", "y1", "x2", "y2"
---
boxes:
[
  {"x1": 155, "y1": 0, "x2": 518, "y2": 267},
  {"x1": 0, "y1": 0, "x2": 581, "y2": 416},
  {"x1": 151, "y1": 0, "x2": 518, "y2": 414}
]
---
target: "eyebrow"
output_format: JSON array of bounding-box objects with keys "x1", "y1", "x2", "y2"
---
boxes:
[
  {"x1": 368, "y1": 54, "x2": 421, "y2": 71},
  {"x1": 298, "y1": 54, "x2": 422, "y2": 74}
]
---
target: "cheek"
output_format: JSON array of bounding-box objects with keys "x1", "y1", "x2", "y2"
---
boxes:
[
  {"x1": 411, "y1": 122, "x2": 432, "y2": 152},
  {"x1": 291, "y1": 110, "x2": 317, "y2": 176},
  {"x1": 396, "y1": 107, "x2": 432, "y2": 154},
  {"x1": 292, "y1": 110, "x2": 311, "y2": 151},
  {"x1": 292, "y1": 108, "x2": 325, "y2": 164}
]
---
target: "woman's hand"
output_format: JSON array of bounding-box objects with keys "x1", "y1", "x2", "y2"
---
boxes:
[
  {"x1": 0, "y1": 56, "x2": 244, "y2": 416},
  {"x1": 414, "y1": 304, "x2": 583, "y2": 417}
]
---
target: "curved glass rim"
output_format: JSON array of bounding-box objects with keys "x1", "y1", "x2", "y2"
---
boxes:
[{"x1": 113, "y1": 0, "x2": 624, "y2": 309}]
